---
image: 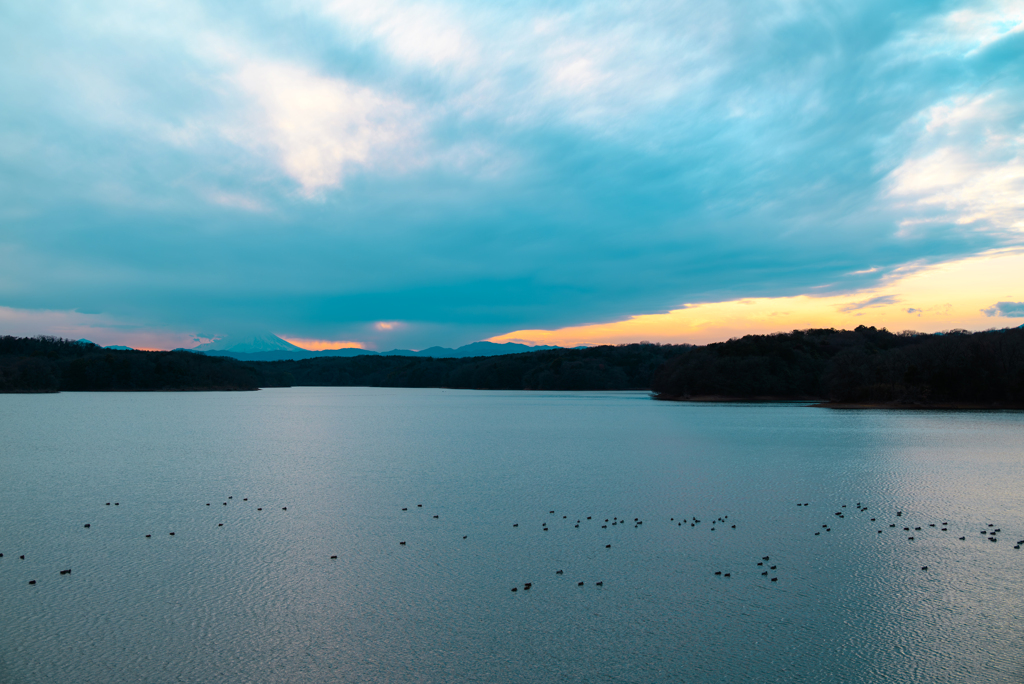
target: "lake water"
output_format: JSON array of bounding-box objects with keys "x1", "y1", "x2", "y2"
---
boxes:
[{"x1": 1, "y1": 388, "x2": 1023, "y2": 683}]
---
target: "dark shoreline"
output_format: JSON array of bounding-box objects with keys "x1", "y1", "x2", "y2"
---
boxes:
[
  {"x1": 652, "y1": 394, "x2": 822, "y2": 403},
  {"x1": 653, "y1": 394, "x2": 1024, "y2": 410},
  {"x1": 8, "y1": 388, "x2": 1020, "y2": 410},
  {"x1": 812, "y1": 401, "x2": 1024, "y2": 411}
]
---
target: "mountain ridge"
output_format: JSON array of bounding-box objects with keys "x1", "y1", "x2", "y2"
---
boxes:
[{"x1": 181, "y1": 338, "x2": 570, "y2": 360}]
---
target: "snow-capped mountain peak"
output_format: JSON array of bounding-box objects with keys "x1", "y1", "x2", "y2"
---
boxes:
[{"x1": 191, "y1": 332, "x2": 306, "y2": 353}]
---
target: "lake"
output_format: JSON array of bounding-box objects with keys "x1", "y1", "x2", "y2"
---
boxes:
[{"x1": 1, "y1": 388, "x2": 1022, "y2": 683}]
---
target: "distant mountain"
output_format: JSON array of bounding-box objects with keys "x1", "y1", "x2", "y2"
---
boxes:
[
  {"x1": 379, "y1": 341, "x2": 564, "y2": 358},
  {"x1": 76, "y1": 339, "x2": 134, "y2": 350},
  {"x1": 191, "y1": 332, "x2": 305, "y2": 354},
  {"x1": 188, "y1": 338, "x2": 568, "y2": 361},
  {"x1": 189, "y1": 347, "x2": 376, "y2": 362}
]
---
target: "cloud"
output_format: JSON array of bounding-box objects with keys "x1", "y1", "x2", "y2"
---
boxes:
[
  {"x1": 887, "y1": 91, "x2": 1024, "y2": 235},
  {"x1": 2, "y1": 1, "x2": 1023, "y2": 349},
  {"x1": 221, "y1": 56, "x2": 421, "y2": 196},
  {"x1": 840, "y1": 295, "x2": 900, "y2": 313},
  {"x1": 318, "y1": 0, "x2": 480, "y2": 72},
  {"x1": 982, "y1": 301, "x2": 1024, "y2": 317}
]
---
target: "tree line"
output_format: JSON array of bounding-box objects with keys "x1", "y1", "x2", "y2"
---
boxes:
[
  {"x1": 651, "y1": 325, "x2": 1024, "y2": 405},
  {"x1": 0, "y1": 336, "x2": 288, "y2": 392},
  {"x1": 3, "y1": 327, "x2": 1023, "y2": 406},
  {"x1": 266, "y1": 343, "x2": 683, "y2": 390}
]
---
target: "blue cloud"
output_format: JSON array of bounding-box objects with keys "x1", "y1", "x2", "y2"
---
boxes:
[
  {"x1": 840, "y1": 296, "x2": 900, "y2": 313},
  {"x1": 982, "y1": 302, "x2": 1024, "y2": 318},
  {"x1": 1, "y1": 1, "x2": 1022, "y2": 348}
]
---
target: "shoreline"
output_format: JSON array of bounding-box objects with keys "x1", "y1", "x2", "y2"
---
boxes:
[
  {"x1": 811, "y1": 401, "x2": 1024, "y2": 411},
  {"x1": 654, "y1": 394, "x2": 1024, "y2": 410},
  {"x1": 652, "y1": 394, "x2": 822, "y2": 403}
]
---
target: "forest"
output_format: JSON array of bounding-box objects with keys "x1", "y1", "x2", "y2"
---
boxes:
[
  {"x1": 267, "y1": 342, "x2": 682, "y2": 390},
  {"x1": 0, "y1": 336, "x2": 289, "y2": 392},
  {"x1": 2, "y1": 327, "x2": 1023, "y2": 407},
  {"x1": 651, "y1": 326, "x2": 1024, "y2": 406}
]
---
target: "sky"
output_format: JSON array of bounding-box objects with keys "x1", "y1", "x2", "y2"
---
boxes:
[{"x1": 1, "y1": 0, "x2": 1022, "y2": 351}]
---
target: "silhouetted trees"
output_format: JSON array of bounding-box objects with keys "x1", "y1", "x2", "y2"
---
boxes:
[
  {"x1": 5, "y1": 329, "x2": 1024, "y2": 406},
  {"x1": 651, "y1": 326, "x2": 1024, "y2": 405},
  {"x1": 0, "y1": 337, "x2": 292, "y2": 392},
  {"x1": 267, "y1": 342, "x2": 684, "y2": 390}
]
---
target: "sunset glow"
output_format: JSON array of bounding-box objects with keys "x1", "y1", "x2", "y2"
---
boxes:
[
  {"x1": 489, "y1": 250, "x2": 1024, "y2": 347},
  {"x1": 279, "y1": 338, "x2": 365, "y2": 351}
]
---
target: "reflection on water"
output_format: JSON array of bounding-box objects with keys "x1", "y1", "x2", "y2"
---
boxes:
[{"x1": 1, "y1": 389, "x2": 1022, "y2": 683}]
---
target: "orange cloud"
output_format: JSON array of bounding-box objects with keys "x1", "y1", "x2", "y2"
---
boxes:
[{"x1": 489, "y1": 249, "x2": 1024, "y2": 347}]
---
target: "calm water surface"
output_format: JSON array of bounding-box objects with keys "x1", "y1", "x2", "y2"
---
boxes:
[{"x1": 1, "y1": 388, "x2": 1022, "y2": 683}]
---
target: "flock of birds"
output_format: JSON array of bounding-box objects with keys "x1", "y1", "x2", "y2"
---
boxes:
[
  {"x1": 2, "y1": 497, "x2": 293, "y2": 586},
  {"x1": 4, "y1": 497, "x2": 1021, "y2": 590},
  {"x1": 388, "y1": 500, "x2": 1022, "y2": 594}
]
